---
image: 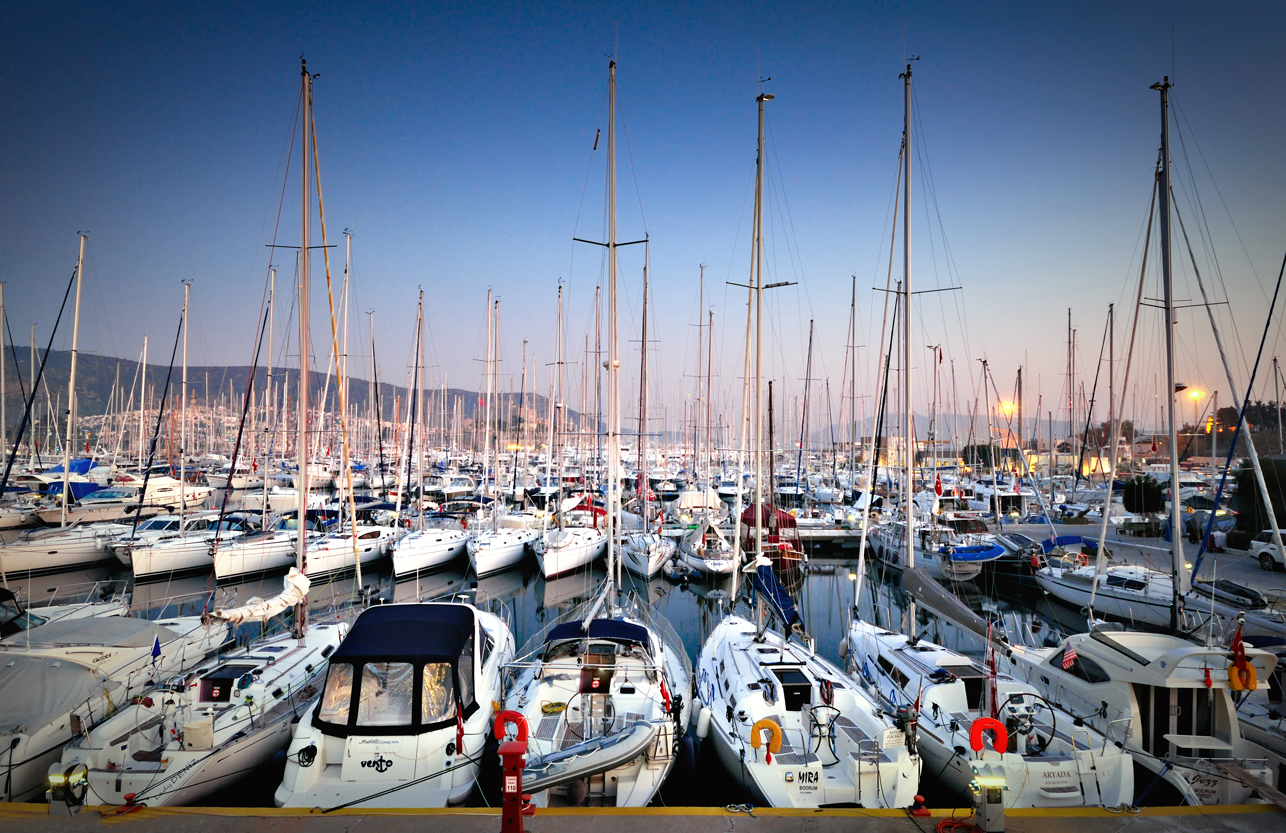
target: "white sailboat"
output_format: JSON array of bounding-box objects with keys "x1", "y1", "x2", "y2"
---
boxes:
[
  {"x1": 695, "y1": 83, "x2": 919, "y2": 810},
  {"x1": 504, "y1": 62, "x2": 691, "y2": 808}
]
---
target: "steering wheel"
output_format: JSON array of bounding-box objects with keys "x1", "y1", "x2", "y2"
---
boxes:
[{"x1": 997, "y1": 692, "x2": 1056, "y2": 755}]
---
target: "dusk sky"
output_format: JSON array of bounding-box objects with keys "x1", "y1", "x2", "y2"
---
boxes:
[{"x1": 3, "y1": 1, "x2": 1284, "y2": 438}]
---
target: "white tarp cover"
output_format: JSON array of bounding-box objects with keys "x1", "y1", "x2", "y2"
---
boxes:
[
  {"x1": 1, "y1": 617, "x2": 181, "y2": 649},
  {"x1": 0, "y1": 655, "x2": 115, "y2": 734},
  {"x1": 670, "y1": 488, "x2": 722, "y2": 512},
  {"x1": 211, "y1": 567, "x2": 310, "y2": 625}
]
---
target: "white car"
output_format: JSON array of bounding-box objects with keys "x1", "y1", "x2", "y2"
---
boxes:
[{"x1": 1249, "y1": 529, "x2": 1286, "y2": 570}]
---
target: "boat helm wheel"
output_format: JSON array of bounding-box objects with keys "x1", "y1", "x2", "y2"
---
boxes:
[
  {"x1": 750, "y1": 717, "x2": 783, "y2": 763},
  {"x1": 997, "y1": 692, "x2": 1056, "y2": 755},
  {"x1": 968, "y1": 717, "x2": 1008, "y2": 756},
  {"x1": 1228, "y1": 662, "x2": 1258, "y2": 692}
]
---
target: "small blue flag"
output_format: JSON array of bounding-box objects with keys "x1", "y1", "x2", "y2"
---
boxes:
[{"x1": 151, "y1": 635, "x2": 162, "y2": 664}]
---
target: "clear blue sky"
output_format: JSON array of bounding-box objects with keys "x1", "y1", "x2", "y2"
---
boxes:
[{"x1": 3, "y1": 1, "x2": 1283, "y2": 438}]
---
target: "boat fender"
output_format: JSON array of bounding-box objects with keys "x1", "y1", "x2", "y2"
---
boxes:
[
  {"x1": 1228, "y1": 662, "x2": 1257, "y2": 691},
  {"x1": 838, "y1": 637, "x2": 850, "y2": 661},
  {"x1": 1030, "y1": 553, "x2": 1039, "y2": 570},
  {"x1": 750, "y1": 718, "x2": 783, "y2": 763},
  {"x1": 969, "y1": 717, "x2": 1008, "y2": 755},
  {"x1": 820, "y1": 678, "x2": 835, "y2": 706},
  {"x1": 696, "y1": 707, "x2": 711, "y2": 739}
]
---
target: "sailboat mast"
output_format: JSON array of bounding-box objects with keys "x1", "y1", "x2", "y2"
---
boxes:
[
  {"x1": 900, "y1": 64, "x2": 916, "y2": 594},
  {"x1": 639, "y1": 243, "x2": 650, "y2": 529},
  {"x1": 482, "y1": 289, "x2": 494, "y2": 520},
  {"x1": 1153, "y1": 76, "x2": 1184, "y2": 626},
  {"x1": 753, "y1": 88, "x2": 772, "y2": 585},
  {"x1": 59, "y1": 234, "x2": 86, "y2": 528},
  {"x1": 180, "y1": 281, "x2": 189, "y2": 528},
  {"x1": 295, "y1": 59, "x2": 312, "y2": 638},
  {"x1": 606, "y1": 59, "x2": 621, "y2": 596}
]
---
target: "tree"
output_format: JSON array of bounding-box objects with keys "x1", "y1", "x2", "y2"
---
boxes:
[
  {"x1": 1122, "y1": 475, "x2": 1164, "y2": 516},
  {"x1": 1232, "y1": 457, "x2": 1286, "y2": 532}
]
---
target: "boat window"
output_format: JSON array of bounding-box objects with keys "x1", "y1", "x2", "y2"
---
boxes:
[
  {"x1": 481, "y1": 631, "x2": 495, "y2": 667},
  {"x1": 458, "y1": 633, "x2": 475, "y2": 708},
  {"x1": 319, "y1": 663, "x2": 354, "y2": 723},
  {"x1": 359, "y1": 530, "x2": 382, "y2": 540},
  {"x1": 876, "y1": 656, "x2": 910, "y2": 689},
  {"x1": 1048, "y1": 649, "x2": 1111, "y2": 684},
  {"x1": 1105, "y1": 575, "x2": 1149, "y2": 592},
  {"x1": 356, "y1": 662, "x2": 414, "y2": 726},
  {"x1": 421, "y1": 663, "x2": 457, "y2": 722},
  {"x1": 188, "y1": 519, "x2": 210, "y2": 531}
]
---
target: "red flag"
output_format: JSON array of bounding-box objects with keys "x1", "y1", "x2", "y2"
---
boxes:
[
  {"x1": 934, "y1": 474, "x2": 943, "y2": 496},
  {"x1": 1231, "y1": 623, "x2": 1250, "y2": 678}
]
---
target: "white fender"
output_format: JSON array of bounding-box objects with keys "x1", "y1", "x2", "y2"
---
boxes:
[{"x1": 696, "y1": 707, "x2": 712, "y2": 740}]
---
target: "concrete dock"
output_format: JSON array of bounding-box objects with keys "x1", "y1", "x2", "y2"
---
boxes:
[{"x1": 4, "y1": 802, "x2": 1281, "y2": 833}]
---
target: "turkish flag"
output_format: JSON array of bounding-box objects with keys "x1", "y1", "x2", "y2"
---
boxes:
[{"x1": 934, "y1": 474, "x2": 943, "y2": 496}]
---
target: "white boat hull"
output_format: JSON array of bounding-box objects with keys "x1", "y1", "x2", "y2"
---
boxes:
[
  {"x1": 534, "y1": 528, "x2": 605, "y2": 578},
  {"x1": 467, "y1": 529, "x2": 534, "y2": 576},
  {"x1": 391, "y1": 529, "x2": 467, "y2": 577}
]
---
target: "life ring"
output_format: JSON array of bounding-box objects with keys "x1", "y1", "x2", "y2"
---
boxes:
[
  {"x1": 1077, "y1": 552, "x2": 1089, "y2": 567},
  {"x1": 969, "y1": 717, "x2": 1009, "y2": 755},
  {"x1": 750, "y1": 717, "x2": 783, "y2": 763},
  {"x1": 1228, "y1": 663, "x2": 1258, "y2": 692},
  {"x1": 494, "y1": 709, "x2": 529, "y2": 743},
  {"x1": 820, "y1": 678, "x2": 835, "y2": 706}
]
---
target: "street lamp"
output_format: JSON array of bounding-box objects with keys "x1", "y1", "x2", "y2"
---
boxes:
[{"x1": 1188, "y1": 389, "x2": 1202, "y2": 432}]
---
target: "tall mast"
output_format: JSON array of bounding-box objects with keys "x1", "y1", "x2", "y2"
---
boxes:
[
  {"x1": 294, "y1": 58, "x2": 312, "y2": 638},
  {"x1": 900, "y1": 64, "x2": 916, "y2": 607},
  {"x1": 179, "y1": 281, "x2": 189, "y2": 529},
  {"x1": 1152, "y1": 76, "x2": 1184, "y2": 628},
  {"x1": 639, "y1": 241, "x2": 650, "y2": 530},
  {"x1": 481, "y1": 290, "x2": 494, "y2": 525},
  {"x1": 59, "y1": 234, "x2": 87, "y2": 528},
  {"x1": 606, "y1": 59, "x2": 621, "y2": 596},
  {"x1": 752, "y1": 86, "x2": 772, "y2": 601},
  {"x1": 0, "y1": 283, "x2": 5, "y2": 462},
  {"x1": 696, "y1": 264, "x2": 705, "y2": 487}
]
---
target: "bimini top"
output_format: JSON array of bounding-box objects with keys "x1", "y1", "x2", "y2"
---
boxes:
[
  {"x1": 335, "y1": 603, "x2": 475, "y2": 665},
  {"x1": 546, "y1": 618, "x2": 649, "y2": 646}
]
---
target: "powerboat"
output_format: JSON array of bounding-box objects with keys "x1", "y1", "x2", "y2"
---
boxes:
[{"x1": 275, "y1": 599, "x2": 515, "y2": 808}]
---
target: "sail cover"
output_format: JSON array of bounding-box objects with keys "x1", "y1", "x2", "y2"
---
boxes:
[
  {"x1": 753, "y1": 565, "x2": 801, "y2": 629},
  {"x1": 211, "y1": 567, "x2": 311, "y2": 625}
]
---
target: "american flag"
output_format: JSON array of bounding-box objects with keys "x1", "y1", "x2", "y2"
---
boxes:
[{"x1": 1062, "y1": 644, "x2": 1078, "y2": 670}]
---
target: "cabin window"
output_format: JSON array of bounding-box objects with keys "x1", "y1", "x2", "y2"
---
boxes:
[
  {"x1": 458, "y1": 633, "x2": 475, "y2": 709},
  {"x1": 1049, "y1": 650, "x2": 1111, "y2": 684},
  {"x1": 356, "y1": 662, "x2": 414, "y2": 726},
  {"x1": 481, "y1": 632, "x2": 495, "y2": 668},
  {"x1": 1105, "y1": 575, "x2": 1148, "y2": 592},
  {"x1": 319, "y1": 663, "x2": 354, "y2": 723},
  {"x1": 422, "y1": 663, "x2": 457, "y2": 722},
  {"x1": 359, "y1": 531, "x2": 381, "y2": 540},
  {"x1": 877, "y1": 656, "x2": 910, "y2": 689}
]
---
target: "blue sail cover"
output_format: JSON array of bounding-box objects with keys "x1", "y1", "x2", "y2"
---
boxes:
[
  {"x1": 1040, "y1": 535, "x2": 1090, "y2": 554},
  {"x1": 44, "y1": 481, "x2": 101, "y2": 499},
  {"x1": 753, "y1": 565, "x2": 801, "y2": 629},
  {"x1": 937, "y1": 543, "x2": 1006, "y2": 562},
  {"x1": 45, "y1": 459, "x2": 94, "y2": 475}
]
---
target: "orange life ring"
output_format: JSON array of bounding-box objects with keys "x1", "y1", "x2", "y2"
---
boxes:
[
  {"x1": 494, "y1": 709, "x2": 529, "y2": 744},
  {"x1": 1077, "y1": 553, "x2": 1089, "y2": 567},
  {"x1": 750, "y1": 718, "x2": 783, "y2": 762},
  {"x1": 1228, "y1": 663, "x2": 1258, "y2": 692},
  {"x1": 969, "y1": 717, "x2": 1009, "y2": 755}
]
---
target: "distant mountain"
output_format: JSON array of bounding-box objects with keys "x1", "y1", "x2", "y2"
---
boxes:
[{"x1": 1, "y1": 349, "x2": 583, "y2": 428}]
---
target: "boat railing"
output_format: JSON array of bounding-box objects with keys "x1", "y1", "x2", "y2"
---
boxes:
[
  {"x1": 135, "y1": 588, "x2": 227, "y2": 621},
  {"x1": 425, "y1": 586, "x2": 514, "y2": 631},
  {"x1": 20, "y1": 578, "x2": 129, "y2": 609},
  {"x1": 1101, "y1": 717, "x2": 1133, "y2": 754},
  {"x1": 514, "y1": 597, "x2": 597, "y2": 661}
]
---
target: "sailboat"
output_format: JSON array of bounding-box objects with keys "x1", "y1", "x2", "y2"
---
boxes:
[
  {"x1": 468, "y1": 294, "x2": 536, "y2": 576},
  {"x1": 1014, "y1": 77, "x2": 1284, "y2": 806},
  {"x1": 620, "y1": 243, "x2": 676, "y2": 579},
  {"x1": 503, "y1": 62, "x2": 691, "y2": 808},
  {"x1": 695, "y1": 84, "x2": 919, "y2": 810},
  {"x1": 392, "y1": 291, "x2": 470, "y2": 578},
  {"x1": 533, "y1": 285, "x2": 607, "y2": 579}
]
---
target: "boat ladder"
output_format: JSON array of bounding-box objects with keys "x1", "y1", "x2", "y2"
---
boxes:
[{"x1": 1070, "y1": 728, "x2": 1102, "y2": 806}]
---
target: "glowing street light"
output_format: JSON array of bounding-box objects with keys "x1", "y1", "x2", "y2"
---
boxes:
[{"x1": 1189, "y1": 389, "x2": 1203, "y2": 430}]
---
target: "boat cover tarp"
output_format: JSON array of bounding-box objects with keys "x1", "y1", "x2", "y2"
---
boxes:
[
  {"x1": 1, "y1": 617, "x2": 181, "y2": 649},
  {"x1": 211, "y1": 567, "x2": 310, "y2": 625},
  {"x1": 44, "y1": 459, "x2": 94, "y2": 476},
  {"x1": 752, "y1": 565, "x2": 800, "y2": 629},
  {"x1": 0, "y1": 655, "x2": 115, "y2": 734},
  {"x1": 740, "y1": 504, "x2": 798, "y2": 530},
  {"x1": 938, "y1": 543, "x2": 1006, "y2": 562},
  {"x1": 43, "y1": 481, "x2": 101, "y2": 500},
  {"x1": 1040, "y1": 535, "x2": 1091, "y2": 555},
  {"x1": 333, "y1": 603, "x2": 474, "y2": 664},
  {"x1": 546, "y1": 618, "x2": 649, "y2": 645}
]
